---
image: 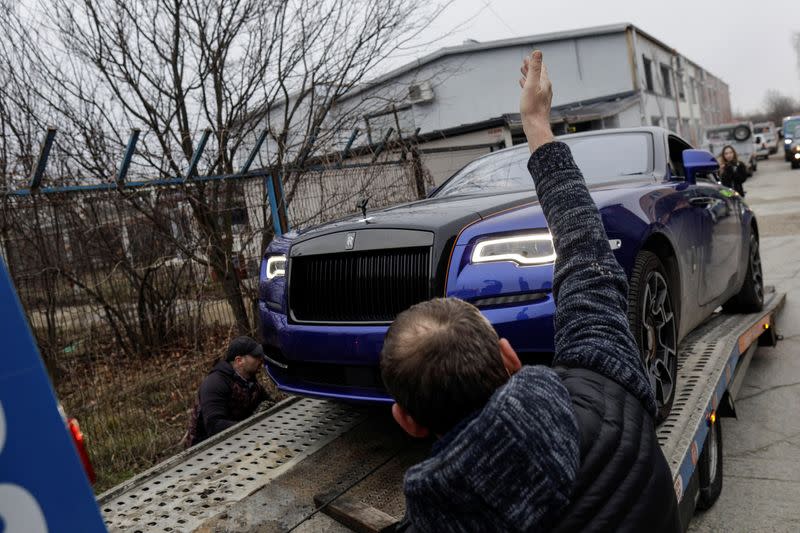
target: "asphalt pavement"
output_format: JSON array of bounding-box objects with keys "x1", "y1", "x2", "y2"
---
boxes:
[{"x1": 689, "y1": 153, "x2": 800, "y2": 533}]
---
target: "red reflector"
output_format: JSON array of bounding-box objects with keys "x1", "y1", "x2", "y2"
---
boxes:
[{"x1": 68, "y1": 418, "x2": 96, "y2": 485}]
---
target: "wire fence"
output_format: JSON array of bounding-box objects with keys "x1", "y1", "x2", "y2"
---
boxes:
[{"x1": 0, "y1": 156, "x2": 424, "y2": 491}]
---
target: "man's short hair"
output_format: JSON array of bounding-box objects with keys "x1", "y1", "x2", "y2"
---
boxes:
[{"x1": 380, "y1": 298, "x2": 509, "y2": 434}]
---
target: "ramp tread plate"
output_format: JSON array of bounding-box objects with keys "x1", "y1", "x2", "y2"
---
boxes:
[
  {"x1": 101, "y1": 398, "x2": 364, "y2": 532},
  {"x1": 656, "y1": 292, "x2": 783, "y2": 476}
]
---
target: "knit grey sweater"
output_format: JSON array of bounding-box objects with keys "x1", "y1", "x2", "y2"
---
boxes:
[{"x1": 403, "y1": 141, "x2": 657, "y2": 532}]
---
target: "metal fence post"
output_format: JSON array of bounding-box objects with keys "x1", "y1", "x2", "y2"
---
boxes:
[
  {"x1": 28, "y1": 127, "x2": 57, "y2": 191},
  {"x1": 265, "y1": 173, "x2": 289, "y2": 236},
  {"x1": 239, "y1": 129, "x2": 269, "y2": 175},
  {"x1": 339, "y1": 128, "x2": 360, "y2": 165},
  {"x1": 370, "y1": 127, "x2": 394, "y2": 163},
  {"x1": 116, "y1": 129, "x2": 141, "y2": 187},
  {"x1": 185, "y1": 128, "x2": 212, "y2": 180}
]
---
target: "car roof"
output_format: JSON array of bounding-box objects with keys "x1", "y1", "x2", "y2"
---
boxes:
[{"x1": 470, "y1": 126, "x2": 669, "y2": 162}]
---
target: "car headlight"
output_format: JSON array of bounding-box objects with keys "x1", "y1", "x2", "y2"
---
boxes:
[
  {"x1": 786, "y1": 138, "x2": 793, "y2": 145},
  {"x1": 472, "y1": 233, "x2": 556, "y2": 265},
  {"x1": 265, "y1": 255, "x2": 286, "y2": 279}
]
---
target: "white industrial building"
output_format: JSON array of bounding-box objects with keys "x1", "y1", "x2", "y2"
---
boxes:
[{"x1": 331, "y1": 22, "x2": 732, "y2": 183}]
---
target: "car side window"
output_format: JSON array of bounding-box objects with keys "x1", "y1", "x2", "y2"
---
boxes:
[{"x1": 667, "y1": 135, "x2": 693, "y2": 179}]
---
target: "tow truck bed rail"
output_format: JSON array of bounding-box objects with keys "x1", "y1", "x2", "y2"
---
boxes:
[{"x1": 100, "y1": 290, "x2": 785, "y2": 532}]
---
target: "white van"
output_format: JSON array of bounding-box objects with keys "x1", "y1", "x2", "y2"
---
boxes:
[
  {"x1": 705, "y1": 121, "x2": 758, "y2": 173},
  {"x1": 754, "y1": 121, "x2": 778, "y2": 155}
]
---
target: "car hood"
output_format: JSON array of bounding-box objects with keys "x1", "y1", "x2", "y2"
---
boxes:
[
  {"x1": 287, "y1": 178, "x2": 655, "y2": 247},
  {"x1": 291, "y1": 189, "x2": 536, "y2": 244}
]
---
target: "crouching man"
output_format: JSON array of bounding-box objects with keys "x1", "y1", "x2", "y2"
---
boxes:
[
  {"x1": 185, "y1": 336, "x2": 269, "y2": 447},
  {"x1": 380, "y1": 51, "x2": 681, "y2": 532}
]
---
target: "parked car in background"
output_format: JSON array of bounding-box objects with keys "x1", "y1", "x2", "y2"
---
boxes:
[
  {"x1": 754, "y1": 121, "x2": 778, "y2": 155},
  {"x1": 788, "y1": 125, "x2": 800, "y2": 169},
  {"x1": 782, "y1": 115, "x2": 800, "y2": 162},
  {"x1": 259, "y1": 127, "x2": 764, "y2": 423},
  {"x1": 753, "y1": 134, "x2": 770, "y2": 160},
  {"x1": 705, "y1": 121, "x2": 758, "y2": 172}
]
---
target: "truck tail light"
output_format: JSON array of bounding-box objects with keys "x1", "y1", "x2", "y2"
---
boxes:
[{"x1": 68, "y1": 418, "x2": 96, "y2": 484}]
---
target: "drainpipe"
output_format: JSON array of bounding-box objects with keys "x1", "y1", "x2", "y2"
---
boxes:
[
  {"x1": 628, "y1": 27, "x2": 647, "y2": 126},
  {"x1": 672, "y1": 51, "x2": 683, "y2": 136}
]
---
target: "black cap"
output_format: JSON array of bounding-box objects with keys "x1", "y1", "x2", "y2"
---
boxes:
[{"x1": 225, "y1": 336, "x2": 265, "y2": 362}]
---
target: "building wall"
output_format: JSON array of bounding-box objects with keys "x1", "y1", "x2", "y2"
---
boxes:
[
  {"x1": 346, "y1": 31, "x2": 635, "y2": 141},
  {"x1": 632, "y1": 32, "x2": 731, "y2": 146}
]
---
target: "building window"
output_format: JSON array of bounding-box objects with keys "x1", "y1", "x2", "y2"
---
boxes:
[
  {"x1": 688, "y1": 77, "x2": 695, "y2": 104},
  {"x1": 667, "y1": 117, "x2": 678, "y2": 133},
  {"x1": 651, "y1": 116, "x2": 662, "y2": 127},
  {"x1": 660, "y1": 64, "x2": 672, "y2": 97},
  {"x1": 643, "y1": 56, "x2": 654, "y2": 92},
  {"x1": 677, "y1": 74, "x2": 685, "y2": 101}
]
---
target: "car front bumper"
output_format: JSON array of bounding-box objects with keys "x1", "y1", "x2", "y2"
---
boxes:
[{"x1": 259, "y1": 294, "x2": 556, "y2": 402}]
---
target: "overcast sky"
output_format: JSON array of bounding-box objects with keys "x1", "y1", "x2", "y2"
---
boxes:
[{"x1": 405, "y1": 0, "x2": 799, "y2": 114}]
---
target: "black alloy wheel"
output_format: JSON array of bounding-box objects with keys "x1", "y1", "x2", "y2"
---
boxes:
[
  {"x1": 628, "y1": 251, "x2": 679, "y2": 424},
  {"x1": 723, "y1": 232, "x2": 764, "y2": 313}
]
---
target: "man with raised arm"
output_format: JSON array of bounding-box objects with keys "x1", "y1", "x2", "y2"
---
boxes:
[{"x1": 381, "y1": 51, "x2": 681, "y2": 532}]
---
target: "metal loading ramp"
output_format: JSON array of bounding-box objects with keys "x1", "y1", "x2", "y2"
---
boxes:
[{"x1": 99, "y1": 290, "x2": 785, "y2": 532}]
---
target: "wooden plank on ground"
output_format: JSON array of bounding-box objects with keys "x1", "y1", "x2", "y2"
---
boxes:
[{"x1": 314, "y1": 491, "x2": 399, "y2": 533}]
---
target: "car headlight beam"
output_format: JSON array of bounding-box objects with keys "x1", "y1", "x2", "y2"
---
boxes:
[
  {"x1": 265, "y1": 255, "x2": 286, "y2": 279},
  {"x1": 472, "y1": 233, "x2": 556, "y2": 265},
  {"x1": 785, "y1": 138, "x2": 793, "y2": 145}
]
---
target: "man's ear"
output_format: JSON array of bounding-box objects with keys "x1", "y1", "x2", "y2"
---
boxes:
[
  {"x1": 499, "y1": 338, "x2": 522, "y2": 375},
  {"x1": 391, "y1": 403, "x2": 429, "y2": 439}
]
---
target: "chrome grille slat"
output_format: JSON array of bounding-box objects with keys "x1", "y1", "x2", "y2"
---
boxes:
[{"x1": 289, "y1": 247, "x2": 431, "y2": 322}]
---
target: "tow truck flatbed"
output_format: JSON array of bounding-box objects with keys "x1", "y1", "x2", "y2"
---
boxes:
[{"x1": 99, "y1": 290, "x2": 785, "y2": 532}]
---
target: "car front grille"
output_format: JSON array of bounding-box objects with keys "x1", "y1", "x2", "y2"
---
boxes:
[{"x1": 289, "y1": 247, "x2": 431, "y2": 322}]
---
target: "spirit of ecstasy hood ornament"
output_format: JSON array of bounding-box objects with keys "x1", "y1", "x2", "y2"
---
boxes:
[{"x1": 356, "y1": 197, "x2": 370, "y2": 220}]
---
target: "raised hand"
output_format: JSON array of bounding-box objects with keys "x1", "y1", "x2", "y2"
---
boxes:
[{"x1": 519, "y1": 50, "x2": 555, "y2": 153}]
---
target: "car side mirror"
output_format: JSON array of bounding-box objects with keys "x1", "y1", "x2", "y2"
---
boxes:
[
  {"x1": 682, "y1": 149, "x2": 719, "y2": 185},
  {"x1": 755, "y1": 136, "x2": 762, "y2": 144}
]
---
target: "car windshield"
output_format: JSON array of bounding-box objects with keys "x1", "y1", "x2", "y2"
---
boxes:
[
  {"x1": 433, "y1": 132, "x2": 654, "y2": 198},
  {"x1": 784, "y1": 118, "x2": 800, "y2": 137},
  {"x1": 753, "y1": 125, "x2": 771, "y2": 134}
]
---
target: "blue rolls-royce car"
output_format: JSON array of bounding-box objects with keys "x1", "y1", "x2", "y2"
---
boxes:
[{"x1": 258, "y1": 127, "x2": 764, "y2": 421}]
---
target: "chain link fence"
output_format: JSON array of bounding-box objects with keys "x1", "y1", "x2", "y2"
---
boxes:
[{"x1": 0, "y1": 157, "x2": 423, "y2": 491}]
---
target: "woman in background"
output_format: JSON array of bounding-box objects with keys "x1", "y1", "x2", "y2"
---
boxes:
[{"x1": 718, "y1": 144, "x2": 749, "y2": 196}]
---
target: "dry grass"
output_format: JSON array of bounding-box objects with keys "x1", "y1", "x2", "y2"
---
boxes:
[{"x1": 54, "y1": 327, "x2": 282, "y2": 493}]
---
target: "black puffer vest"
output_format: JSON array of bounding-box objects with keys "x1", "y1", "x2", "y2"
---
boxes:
[{"x1": 552, "y1": 368, "x2": 681, "y2": 533}]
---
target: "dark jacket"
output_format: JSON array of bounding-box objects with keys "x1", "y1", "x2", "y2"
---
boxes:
[
  {"x1": 719, "y1": 160, "x2": 748, "y2": 196},
  {"x1": 402, "y1": 142, "x2": 680, "y2": 532},
  {"x1": 186, "y1": 359, "x2": 268, "y2": 447}
]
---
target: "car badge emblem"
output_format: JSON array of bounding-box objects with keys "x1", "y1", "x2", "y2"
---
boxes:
[{"x1": 345, "y1": 232, "x2": 356, "y2": 250}]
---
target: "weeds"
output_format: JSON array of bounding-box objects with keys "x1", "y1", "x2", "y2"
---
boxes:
[{"x1": 53, "y1": 326, "x2": 280, "y2": 493}]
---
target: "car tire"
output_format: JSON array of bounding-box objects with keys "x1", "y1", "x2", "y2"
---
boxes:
[
  {"x1": 723, "y1": 232, "x2": 764, "y2": 313},
  {"x1": 697, "y1": 419, "x2": 723, "y2": 510},
  {"x1": 627, "y1": 251, "x2": 678, "y2": 424}
]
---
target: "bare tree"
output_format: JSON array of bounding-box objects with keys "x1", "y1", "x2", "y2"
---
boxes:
[
  {"x1": 763, "y1": 89, "x2": 799, "y2": 126},
  {"x1": 2, "y1": 0, "x2": 448, "y2": 334}
]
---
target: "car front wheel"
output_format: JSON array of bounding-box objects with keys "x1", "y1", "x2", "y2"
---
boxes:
[{"x1": 627, "y1": 251, "x2": 678, "y2": 424}]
